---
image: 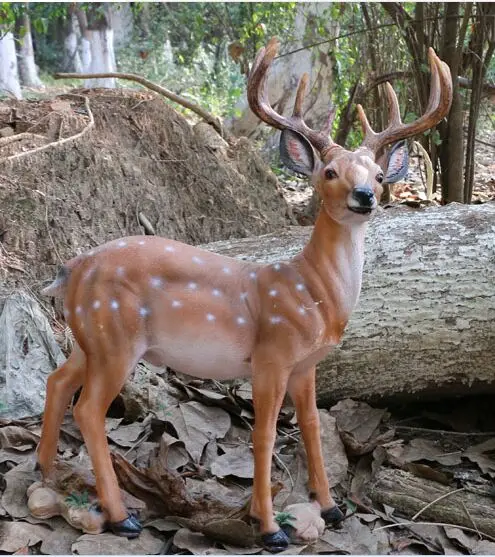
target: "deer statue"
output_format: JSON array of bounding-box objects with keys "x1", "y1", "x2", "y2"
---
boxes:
[{"x1": 37, "y1": 38, "x2": 452, "y2": 552}]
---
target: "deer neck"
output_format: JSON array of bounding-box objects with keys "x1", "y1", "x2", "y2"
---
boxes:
[{"x1": 294, "y1": 207, "x2": 368, "y2": 338}]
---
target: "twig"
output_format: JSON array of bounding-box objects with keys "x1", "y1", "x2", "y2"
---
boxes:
[
  {"x1": 374, "y1": 521, "x2": 495, "y2": 542},
  {"x1": 0, "y1": 94, "x2": 94, "y2": 164},
  {"x1": 0, "y1": 132, "x2": 46, "y2": 147},
  {"x1": 411, "y1": 487, "x2": 464, "y2": 521},
  {"x1": 461, "y1": 501, "x2": 482, "y2": 540},
  {"x1": 273, "y1": 453, "x2": 294, "y2": 488},
  {"x1": 395, "y1": 425, "x2": 495, "y2": 437},
  {"x1": 138, "y1": 212, "x2": 156, "y2": 235},
  {"x1": 53, "y1": 71, "x2": 228, "y2": 140}
]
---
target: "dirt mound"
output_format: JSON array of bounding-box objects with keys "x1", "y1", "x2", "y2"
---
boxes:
[{"x1": 0, "y1": 89, "x2": 291, "y2": 291}]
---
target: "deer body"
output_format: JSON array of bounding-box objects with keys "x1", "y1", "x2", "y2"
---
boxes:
[{"x1": 38, "y1": 38, "x2": 452, "y2": 552}]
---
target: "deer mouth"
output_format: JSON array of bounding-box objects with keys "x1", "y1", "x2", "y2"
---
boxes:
[{"x1": 348, "y1": 205, "x2": 374, "y2": 215}]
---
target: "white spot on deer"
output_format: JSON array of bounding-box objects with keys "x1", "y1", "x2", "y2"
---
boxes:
[
  {"x1": 165, "y1": 245, "x2": 175, "y2": 253},
  {"x1": 192, "y1": 256, "x2": 203, "y2": 264},
  {"x1": 64, "y1": 308, "x2": 70, "y2": 319},
  {"x1": 88, "y1": 250, "x2": 95, "y2": 256},
  {"x1": 223, "y1": 266, "x2": 232, "y2": 275},
  {"x1": 269, "y1": 289, "x2": 278, "y2": 297},
  {"x1": 118, "y1": 240, "x2": 127, "y2": 248},
  {"x1": 236, "y1": 316, "x2": 246, "y2": 325},
  {"x1": 206, "y1": 313, "x2": 216, "y2": 322},
  {"x1": 269, "y1": 315, "x2": 282, "y2": 324},
  {"x1": 298, "y1": 306, "x2": 306, "y2": 315},
  {"x1": 212, "y1": 288, "x2": 222, "y2": 297},
  {"x1": 249, "y1": 271, "x2": 257, "y2": 280},
  {"x1": 150, "y1": 277, "x2": 163, "y2": 288},
  {"x1": 138, "y1": 240, "x2": 145, "y2": 246},
  {"x1": 75, "y1": 306, "x2": 82, "y2": 315},
  {"x1": 273, "y1": 263, "x2": 281, "y2": 271},
  {"x1": 188, "y1": 282, "x2": 198, "y2": 290},
  {"x1": 110, "y1": 300, "x2": 119, "y2": 311},
  {"x1": 240, "y1": 292, "x2": 248, "y2": 301},
  {"x1": 140, "y1": 306, "x2": 150, "y2": 317},
  {"x1": 296, "y1": 283, "x2": 305, "y2": 291},
  {"x1": 172, "y1": 300, "x2": 182, "y2": 308},
  {"x1": 116, "y1": 266, "x2": 125, "y2": 277},
  {"x1": 93, "y1": 300, "x2": 101, "y2": 310}
]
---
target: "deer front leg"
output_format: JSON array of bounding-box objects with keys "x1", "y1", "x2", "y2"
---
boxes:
[
  {"x1": 287, "y1": 367, "x2": 344, "y2": 527},
  {"x1": 72, "y1": 355, "x2": 142, "y2": 538},
  {"x1": 250, "y1": 352, "x2": 291, "y2": 552},
  {"x1": 37, "y1": 344, "x2": 86, "y2": 479}
]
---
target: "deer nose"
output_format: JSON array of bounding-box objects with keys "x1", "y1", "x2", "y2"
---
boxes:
[{"x1": 352, "y1": 187, "x2": 375, "y2": 206}]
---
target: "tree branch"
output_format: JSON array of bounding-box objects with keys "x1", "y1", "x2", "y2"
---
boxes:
[{"x1": 52, "y1": 71, "x2": 228, "y2": 139}]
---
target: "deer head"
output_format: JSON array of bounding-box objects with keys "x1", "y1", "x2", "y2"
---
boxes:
[{"x1": 248, "y1": 38, "x2": 453, "y2": 224}]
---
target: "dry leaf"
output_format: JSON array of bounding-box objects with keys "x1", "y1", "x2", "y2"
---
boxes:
[
  {"x1": 107, "y1": 422, "x2": 146, "y2": 448},
  {"x1": 318, "y1": 410, "x2": 348, "y2": 487},
  {"x1": 158, "y1": 432, "x2": 189, "y2": 471},
  {"x1": 320, "y1": 515, "x2": 390, "y2": 554},
  {"x1": 1, "y1": 459, "x2": 39, "y2": 518},
  {"x1": 401, "y1": 438, "x2": 462, "y2": 467},
  {"x1": 0, "y1": 425, "x2": 40, "y2": 450},
  {"x1": 71, "y1": 529, "x2": 163, "y2": 555},
  {"x1": 464, "y1": 439, "x2": 495, "y2": 476},
  {"x1": 173, "y1": 527, "x2": 217, "y2": 554},
  {"x1": 211, "y1": 445, "x2": 254, "y2": 479},
  {"x1": 0, "y1": 521, "x2": 49, "y2": 553},
  {"x1": 329, "y1": 399, "x2": 391, "y2": 455},
  {"x1": 202, "y1": 518, "x2": 256, "y2": 547},
  {"x1": 165, "y1": 402, "x2": 231, "y2": 462}
]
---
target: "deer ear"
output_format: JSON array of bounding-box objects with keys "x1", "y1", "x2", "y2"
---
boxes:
[
  {"x1": 280, "y1": 129, "x2": 316, "y2": 176},
  {"x1": 383, "y1": 140, "x2": 409, "y2": 184}
]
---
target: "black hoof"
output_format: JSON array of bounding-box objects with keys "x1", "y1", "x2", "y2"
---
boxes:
[
  {"x1": 261, "y1": 529, "x2": 290, "y2": 553},
  {"x1": 321, "y1": 505, "x2": 345, "y2": 527},
  {"x1": 109, "y1": 515, "x2": 142, "y2": 539}
]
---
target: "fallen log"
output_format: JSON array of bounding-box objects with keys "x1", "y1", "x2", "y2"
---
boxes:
[
  {"x1": 367, "y1": 468, "x2": 495, "y2": 539},
  {"x1": 201, "y1": 202, "x2": 495, "y2": 404}
]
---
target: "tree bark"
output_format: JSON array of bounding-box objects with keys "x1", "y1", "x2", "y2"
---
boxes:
[
  {"x1": 15, "y1": 11, "x2": 44, "y2": 89},
  {"x1": 76, "y1": 4, "x2": 116, "y2": 88},
  {"x1": 368, "y1": 468, "x2": 495, "y2": 539},
  {"x1": 201, "y1": 202, "x2": 495, "y2": 405},
  {"x1": 0, "y1": 30, "x2": 22, "y2": 99},
  {"x1": 63, "y1": 9, "x2": 83, "y2": 73}
]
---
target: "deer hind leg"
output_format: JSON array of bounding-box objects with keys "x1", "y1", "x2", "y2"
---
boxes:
[
  {"x1": 37, "y1": 343, "x2": 86, "y2": 479},
  {"x1": 72, "y1": 353, "x2": 141, "y2": 538},
  {"x1": 249, "y1": 349, "x2": 291, "y2": 552},
  {"x1": 287, "y1": 367, "x2": 344, "y2": 527}
]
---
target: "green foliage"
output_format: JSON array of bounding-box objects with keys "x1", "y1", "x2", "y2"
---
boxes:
[
  {"x1": 65, "y1": 491, "x2": 91, "y2": 509},
  {"x1": 274, "y1": 511, "x2": 297, "y2": 528}
]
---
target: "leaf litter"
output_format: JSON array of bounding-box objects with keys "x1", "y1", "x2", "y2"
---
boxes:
[{"x1": 2, "y1": 370, "x2": 495, "y2": 554}]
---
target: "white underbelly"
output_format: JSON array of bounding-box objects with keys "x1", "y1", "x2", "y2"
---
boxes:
[{"x1": 143, "y1": 336, "x2": 252, "y2": 380}]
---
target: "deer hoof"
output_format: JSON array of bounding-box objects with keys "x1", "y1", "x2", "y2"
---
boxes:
[
  {"x1": 321, "y1": 505, "x2": 344, "y2": 527},
  {"x1": 261, "y1": 529, "x2": 290, "y2": 553},
  {"x1": 109, "y1": 515, "x2": 142, "y2": 538}
]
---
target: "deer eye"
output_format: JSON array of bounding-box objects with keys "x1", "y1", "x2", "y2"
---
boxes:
[
  {"x1": 376, "y1": 173, "x2": 384, "y2": 184},
  {"x1": 325, "y1": 168, "x2": 338, "y2": 180}
]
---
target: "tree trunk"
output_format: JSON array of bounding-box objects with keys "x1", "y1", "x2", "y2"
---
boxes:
[
  {"x1": 76, "y1": 4, "x2": 116, "y2": 88},
  {"x1": 226, "y1": 3, "x2": 339, "y2": 142},
  {"x1": 368, "y1": 468, "x2": 495, "y2": 539},
  {"x1": 201, "y1": 202, "x2": 495, "y2": 405},
  {"x1": 63, "y1": 10, "x2": 83, "y2": 73},
  {"x1": 0, "y1": 30, "x2": 22, "y2": 99},
  {"x1": 16, "y1": 11, "x2": 44, "y2": 89},
  {"x1": 439, "y1": 2, "x2": 464, "y2": 203}
]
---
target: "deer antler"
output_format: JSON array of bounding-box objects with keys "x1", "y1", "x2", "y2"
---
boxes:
[
  {"x1": 357, "y1": 47, "x2": 453, "y2": 153},
  {"x1": 247, "y1": 37, "x2": 336, "y2": 155}
]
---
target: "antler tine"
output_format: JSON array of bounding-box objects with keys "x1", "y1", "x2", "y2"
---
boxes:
[
  {"x1": 359, "y1": 47, "x2": 453, "y2": 154},
  {"x1": 247, "y1": 37, "x2": 334, "y2": 155}
]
